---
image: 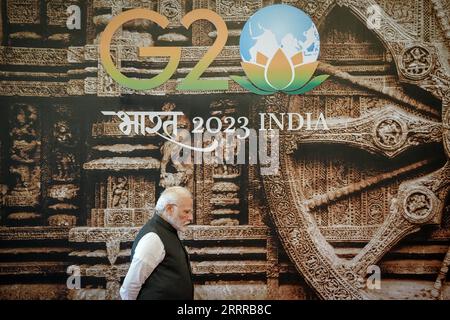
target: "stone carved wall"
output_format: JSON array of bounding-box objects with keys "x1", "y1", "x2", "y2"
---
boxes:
[
  {"x1": 0, "y1": 0, "x2": 449, "y2": 300},
  {"x1": 45, "y1": 106, "x2": 81, "y2": 227},
  {"x1": 4, "y1": 104, "x2": 41, "y2": 225}
]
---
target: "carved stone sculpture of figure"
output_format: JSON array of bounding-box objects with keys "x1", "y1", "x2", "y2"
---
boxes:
[
  {"x1": 160, "y1": 129, "x2": 193, "y2": 188},
  {"x1": 112, "y1": 177, "x2": 128, "y2": 208},
  {"x1": 0, "y1": 184, "x2": 8, "y2": 204},
  {"x1": 11, "y1": 139, "x2": 38, "y2": 163},
  {"x1": 10, "y1": 165, "x2": 31, "y2": 190},
  {"x1": 159, "y1": 105, "x2": 193, "y2": 189},
  {"x1": 54, "y1": 121, "x2": 74, "y2": 145},
  {"x1": 11, "y1": 105, "x2": 38, "y2": 139},
  {"x1": 55, "y1": 153, "x2": 76, "y2": 181}
]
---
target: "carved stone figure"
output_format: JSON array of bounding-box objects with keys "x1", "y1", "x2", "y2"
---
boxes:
[
  {"x1": 400, "y1": 46, "x2": 433, "y2": 79},
  {"x1": 112, "y1": 176, "x2": 129, "y2": 208},
  {"x1": 160, "y1": 128, "x2": 194, "y2": 189},
  {"x1": 54, "y1": 121, "x2": 74, "y2": 145}
]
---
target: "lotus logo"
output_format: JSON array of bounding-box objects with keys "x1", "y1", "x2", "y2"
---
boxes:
[{"x1": 231, "y1": 4, "x2": 329, "y2": 95}]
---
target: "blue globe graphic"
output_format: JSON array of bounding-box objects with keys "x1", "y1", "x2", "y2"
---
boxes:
[{"x1": 240, "y1": 4, "x2": 320, "y2": 65}]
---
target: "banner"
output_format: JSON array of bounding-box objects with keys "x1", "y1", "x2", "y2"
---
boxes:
[{"x1": 0, "y1": 0, "x2": 449, "y2": 302}]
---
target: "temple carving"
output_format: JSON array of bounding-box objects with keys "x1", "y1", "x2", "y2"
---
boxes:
[{"x1": 0, "y1": 0, "x2": 449, "y2": 300}]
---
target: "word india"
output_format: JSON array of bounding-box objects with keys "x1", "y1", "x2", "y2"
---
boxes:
[{"x1": 101, "y1": 111, "x2": 329, "y2": 175}]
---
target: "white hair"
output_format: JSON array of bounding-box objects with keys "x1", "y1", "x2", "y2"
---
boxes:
[{"x1": 154, "y1": 186, "x2": 192, "y2": 215}]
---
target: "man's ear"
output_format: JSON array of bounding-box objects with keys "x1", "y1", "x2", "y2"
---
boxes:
[{"x1": 165, "y1": 204, "x2": 174, "y2": 216}]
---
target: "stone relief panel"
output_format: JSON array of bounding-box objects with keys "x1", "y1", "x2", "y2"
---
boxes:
[{"x1": 0, "y1": 0, "x2": 449, "y2": 300}]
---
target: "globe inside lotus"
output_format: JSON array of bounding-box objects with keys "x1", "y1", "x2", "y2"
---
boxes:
[{"x1": 240, "y1": 4, "x2": 320, "y2": 66}]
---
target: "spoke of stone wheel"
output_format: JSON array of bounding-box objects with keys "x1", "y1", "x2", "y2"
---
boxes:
[
  {"x1": 286, "y1": 105, "x2": 442, "y2": 159},
  {"x1": 349, "y1": 163, "x2": 450, "y2": 276},
  {"x1": 305, "y1": 159, "x2": 434, "y2": 210},
  {"x1": 318, "y1": 62, "x2": 439, "y2": 117}
]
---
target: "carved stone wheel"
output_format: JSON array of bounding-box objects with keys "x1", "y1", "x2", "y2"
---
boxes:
[{"x1": 260, "y1": 91, "x2": 449, "y2": 299}]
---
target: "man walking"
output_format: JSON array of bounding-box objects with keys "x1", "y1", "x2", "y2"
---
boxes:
[{"x1": 120, "y1": 186, "x2": 194, "y2": 300}]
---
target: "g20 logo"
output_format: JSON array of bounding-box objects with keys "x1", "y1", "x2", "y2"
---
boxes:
[
  {"x1": 99, "y1": 5, "x2": 328, "y2": 95},
  {"x1": 100, "y1": 8, "x2": 228, "y2": 91}
]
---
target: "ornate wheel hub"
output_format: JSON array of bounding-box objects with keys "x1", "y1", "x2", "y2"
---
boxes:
[{"x1": 260, "y1": 91, "x2": 449, "y2": 299}]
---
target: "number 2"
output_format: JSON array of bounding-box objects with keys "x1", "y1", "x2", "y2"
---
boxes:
[{"x1": 177, "y1": 9, "x2": 229, "y2": 91}]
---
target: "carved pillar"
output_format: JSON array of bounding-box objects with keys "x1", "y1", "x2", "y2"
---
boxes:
[
  {"x1": 92, "y1": 0, "x2": 123, "y2": 98},
  {"x1": 247, "y1": 102, "x2": 265, "y2": 226},
  {"x1": 159, "y1": 104, "x2": 194, "y2": 192},
  {"x1": 266, "y1": 235, "x2": 279, "y2": 299},
  {"x1": 4, "y1": 104, "x2": 41, "y2": 225},
  {"x1": 45, "y1": 106, "x2": 81, "y2": 227},
  {"x1": 208, "y1": 99, "x2": 243, "y2": 226}
]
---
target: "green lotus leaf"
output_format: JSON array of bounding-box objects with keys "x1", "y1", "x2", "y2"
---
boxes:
[
  {"x1": 284, "y1": 74, "x2": 330, "y2": 95},
  {"x1": 230, "y1": 75, "x2": 275, "y2": 95}
]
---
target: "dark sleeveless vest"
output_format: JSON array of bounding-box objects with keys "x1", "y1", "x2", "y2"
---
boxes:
[{"x1": 130, "y1": 214, "x2": 194, "y2": 300}]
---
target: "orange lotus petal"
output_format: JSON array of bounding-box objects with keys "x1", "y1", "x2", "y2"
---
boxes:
[
  {"x1": 256, "y1": 52, "x2": 268, "y2": 65},
  {"x1": 291, "y1": 52, "x2": 303, "y2": 66},
  {"x1": 266, "y1": 49, "x2": 293, "y2": 90}
]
